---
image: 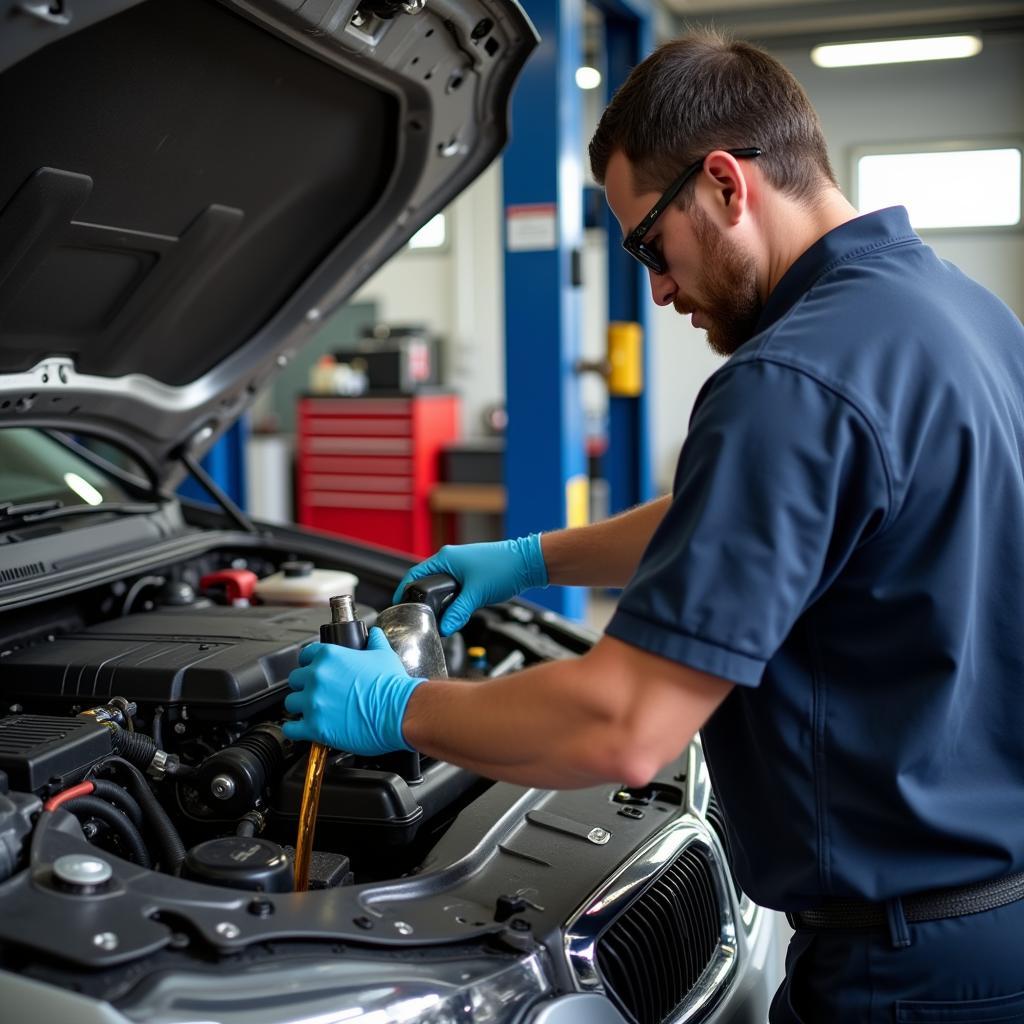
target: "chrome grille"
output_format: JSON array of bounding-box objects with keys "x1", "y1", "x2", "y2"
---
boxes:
[
  {"x1": 595, "y1": 843, "x2": 720, "y2": 1024},
  {"x1": 705, "y1": 791, "x2": 743, "y2": 898}
]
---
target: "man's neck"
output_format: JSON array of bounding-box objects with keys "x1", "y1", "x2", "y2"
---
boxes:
[{"x1": 761, "y1": 188, "x2": 859, "y2": 300}]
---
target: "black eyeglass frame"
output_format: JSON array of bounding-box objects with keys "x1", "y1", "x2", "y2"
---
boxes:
[{"x1": 621, "y1": 147, "x2": 763, "y2": 275}]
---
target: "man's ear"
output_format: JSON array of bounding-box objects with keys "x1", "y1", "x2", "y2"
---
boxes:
[{"x1": 701, "y1": 150, "x2": 749, "y2": 227}]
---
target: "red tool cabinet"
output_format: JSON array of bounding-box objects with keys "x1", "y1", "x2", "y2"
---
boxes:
[{"x1": 296, "y1": 393, "x2": 460, "y2": 558}]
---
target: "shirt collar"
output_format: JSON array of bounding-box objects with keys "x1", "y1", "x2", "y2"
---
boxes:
[{"x1": 755, "y1": 206, "x2": 920, "y2": 334}]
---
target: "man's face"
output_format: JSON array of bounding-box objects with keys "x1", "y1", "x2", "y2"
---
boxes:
[{"x1": 604, "y1": 150, "x2": 762, "y2": 357}]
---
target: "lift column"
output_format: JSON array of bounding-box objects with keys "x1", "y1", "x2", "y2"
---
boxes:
[
  {"x1": 502, "y1": 0, "x2": 588, "y2": 621},
  {"x1": 599, "y1": 0, "x2": 655, "y2": 516}
]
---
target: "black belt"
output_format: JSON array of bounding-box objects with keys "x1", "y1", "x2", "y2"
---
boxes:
[{"x1": 790, "y1": 870, "x2": 1024, "y2": 930}]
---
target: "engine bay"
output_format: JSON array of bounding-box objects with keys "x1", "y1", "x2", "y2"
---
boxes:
[
  {"x1": 0, "y1": 545, "x2": 587, "y2": 891},
  {"x1": 0, "y1": 531, "x2": 743, "y2": 1022}
]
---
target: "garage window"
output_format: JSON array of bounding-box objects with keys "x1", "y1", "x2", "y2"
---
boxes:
[
  {"x1": 408, "y1": 213, "x2": 447, "y2": 249},
  {"x1": 853, "y1": 143, "x2": 1022, "y2": 230}
]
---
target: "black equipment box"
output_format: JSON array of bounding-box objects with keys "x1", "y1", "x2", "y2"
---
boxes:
[
  {"x1": 336, "y1": 323, "x2": 438, "y2": 393},
  {"x1": 441, "y1": 438, "x2": 504, "y2": 485}
]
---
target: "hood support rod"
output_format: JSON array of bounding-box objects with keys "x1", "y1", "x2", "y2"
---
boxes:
[{"x1": 180, "y1": 450, "x2": 258, "y2": 535}]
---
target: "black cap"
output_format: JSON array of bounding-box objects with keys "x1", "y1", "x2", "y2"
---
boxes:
[
  {"x1": 182, "y1": 837, "x2": 293, "y2": 893},
  {"x1": 281, "y1": 560, "x2": 314, "y2": 579},
  {"x1": 156, "y1": 580, "x2": 197, "y2": 606}
]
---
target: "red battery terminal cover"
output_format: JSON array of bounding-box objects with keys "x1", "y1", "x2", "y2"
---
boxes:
[{"x1": 199, "y1": 569, "x2": 259, "y2": 606}]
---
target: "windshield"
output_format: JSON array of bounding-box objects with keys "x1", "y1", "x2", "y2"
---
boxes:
[{"x1": 0, "y1": 429, "x2": 133, "y2": 508}]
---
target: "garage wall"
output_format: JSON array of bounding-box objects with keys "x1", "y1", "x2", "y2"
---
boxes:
[
  {"x1": 351, "y1": 161, "x2": 505, "y2": 438},
  {"x1": 347, "y1": 31, "x2": 1024, "y2": 490}
]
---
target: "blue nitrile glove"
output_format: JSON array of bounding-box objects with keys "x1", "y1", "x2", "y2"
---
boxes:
[
  {"x1": 393, "y1": 533, "x2": 549, "y2": 636},
  {"x1": 282, "y1": 628, "x2": 426, "y2": 755}
]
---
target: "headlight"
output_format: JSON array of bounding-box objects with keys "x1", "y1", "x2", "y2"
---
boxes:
[{"x1": 119, "y1": 950, "x2": 551, "y2": 1024}]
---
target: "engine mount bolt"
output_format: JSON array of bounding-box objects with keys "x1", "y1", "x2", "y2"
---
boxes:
[
  {"x1": 210, "y1": 774, "x2": 236, "y2": 800},
  {"x1": 248, "y1": 898, "x2": 275, "y2": 918},
  {"x1": 215, "y1": 922, "x2": 241, "y2": 940},
  {"x1": 93, "y1": 932, "x2": 119, "y2": 951},
  {"x1": 394, "y1": 921, "x2": 414, "y2": 935},
  {"x1": 353, "y1": 915, "x2": 375, "y2": 930},
  {"x1": 173, "y1": 722, "x2": 187, "y2": 735},
  {"x1": 54, "y1": 854, "x2": 112, "y2": 894}
]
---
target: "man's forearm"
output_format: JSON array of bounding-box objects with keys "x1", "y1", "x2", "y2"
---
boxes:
[
  {"x1": 402, "y1": 660, "x2": 627, "y2": 788},
  {"x1": 401, "y1": 633, "x2": 730, "y2": 790},
  {"x1": 541, "y1": 494, "x2": 671, "y2": 589}
]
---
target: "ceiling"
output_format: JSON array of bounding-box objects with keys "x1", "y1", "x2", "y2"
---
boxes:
[
  {"x1": 671, "y1": 0, "x2": 842, "y2": 11},
  {"x1": 659, "y1": 0, "x2": 1024, "y2": 44}
]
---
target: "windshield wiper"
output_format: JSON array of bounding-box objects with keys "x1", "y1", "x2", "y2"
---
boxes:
[
  {"x1": 0, "y1": 500, "x2": 62, "y2": 519},
  {"x1": 0, "y1": 500, "x2": 164, "y2": 531}
]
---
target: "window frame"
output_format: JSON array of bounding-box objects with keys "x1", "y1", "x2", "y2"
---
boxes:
[{"x1": 850, "y1": 138, "x2": 1024, "y2": 235}]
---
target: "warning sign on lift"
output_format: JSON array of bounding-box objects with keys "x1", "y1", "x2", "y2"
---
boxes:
[{"x1": 506, "y1": 203, "x2": 558, "y2": 252}]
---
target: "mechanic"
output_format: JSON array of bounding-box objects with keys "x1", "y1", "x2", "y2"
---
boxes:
[{"x1": 284, "y1": 31, "x2": 1024, "y2": 1021}]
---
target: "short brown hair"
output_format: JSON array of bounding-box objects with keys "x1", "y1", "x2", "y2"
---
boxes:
[{"x1": 589, "y1": 29, "x2": 836, "y2": 206}]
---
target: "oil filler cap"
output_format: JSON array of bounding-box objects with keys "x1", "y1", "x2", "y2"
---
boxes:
[
  {"x1": 53, "y1": 854, "x2": 112, "y2": 894},
  {"x1": 182, "y1": 837, "x2": 294, "y2": 893}
]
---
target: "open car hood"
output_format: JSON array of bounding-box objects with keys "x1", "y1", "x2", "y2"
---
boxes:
[{"x1": 0, "y1": 0, "x2": 536, "y2": 487}]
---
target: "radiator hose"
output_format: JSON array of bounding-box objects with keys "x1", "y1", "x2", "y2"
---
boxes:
[
  {"x1": 90, "y1": 779, "x2": 145, "y2": 830},
  {"x1": 94, "y1": 757, "x2": 186, "y2": 875},
  {"x1": 61, "y1": 795, "x2": 152, "y2": 868}
]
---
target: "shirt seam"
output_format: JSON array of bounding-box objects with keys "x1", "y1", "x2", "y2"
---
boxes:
[
  {"x1": 702, "y1": 356, "x2": 897, "y2": 534},
  {"x1": 757, "y1": 234, "x2": 920, "y2": 334},
  {"x1": 611, "y1": 608, "x2": 768, "y2": 664},
  {"x1": 806, "y1": 613, "x2": 832, "y2": 896},
  {"x1": 812, "y1": 234, "x2": 919, "y2": 284}
]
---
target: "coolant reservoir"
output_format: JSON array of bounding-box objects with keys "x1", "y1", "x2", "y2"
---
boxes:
[{"x1": 253, "y1": 561, "x2": 358, "y2": 606}]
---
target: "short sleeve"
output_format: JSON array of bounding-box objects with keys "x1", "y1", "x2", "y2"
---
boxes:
[{"x1": 606, "y1": 359, "x2": 891, "y2": 686}]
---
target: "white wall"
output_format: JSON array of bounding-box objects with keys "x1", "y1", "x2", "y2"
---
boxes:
[
  {"x1": 351, "y1": 232, "x2": 453, "y2": 339},
  {"x1": 351, "y1": 161, "x2": 505, "y2": 438},
  {"x1": 649, "y1": 305, "x2": 727, "y2": 488}
]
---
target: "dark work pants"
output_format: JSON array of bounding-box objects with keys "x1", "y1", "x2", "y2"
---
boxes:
[{"x1": 769, "y1": 896, "x2": 1024, "y2": 1022}]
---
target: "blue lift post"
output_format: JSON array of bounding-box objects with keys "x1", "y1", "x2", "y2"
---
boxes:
[
  {"x1": 596, "y1": 0, "x2": 655, "y2": 516},
  {"x1": 503, "y1": 0, "x2": 588, "y2": 621}
]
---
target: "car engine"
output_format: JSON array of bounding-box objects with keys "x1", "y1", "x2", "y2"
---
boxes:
[
  {"x1": 0, "y1": 537, "x2": 778, "y2": 1024},
  {"x1": 0, "y1": 551, "x2": 581, "y2": 890}
]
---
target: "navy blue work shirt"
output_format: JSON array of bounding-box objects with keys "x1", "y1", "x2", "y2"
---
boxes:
[{"x1": 606, "y1": 206, "x2": 1024, "y2": 910}]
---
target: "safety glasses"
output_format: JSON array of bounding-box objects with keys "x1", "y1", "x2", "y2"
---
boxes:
[{"x1": 621, "y1": 147, "x2": 763, "y2": 275}]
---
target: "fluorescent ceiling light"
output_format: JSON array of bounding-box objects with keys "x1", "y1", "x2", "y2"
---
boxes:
[
  {"x1": 811, "y1": 34, "x2": 982, "y2": 68},
  {"x1": 575, "y1": 66, "x2": 602, "y2": 90}
]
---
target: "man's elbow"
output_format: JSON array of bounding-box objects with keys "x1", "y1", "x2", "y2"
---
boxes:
[
  {"x1": 579, "y1": 728, "x2": 684, "y2": 788},
  {"x1": 618, "y1": 755, "x2": 661, "y2": 789}
]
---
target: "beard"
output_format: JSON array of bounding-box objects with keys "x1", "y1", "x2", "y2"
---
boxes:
[{"x1": 677, "y1": 207, "x2": 762, "y2": 357}]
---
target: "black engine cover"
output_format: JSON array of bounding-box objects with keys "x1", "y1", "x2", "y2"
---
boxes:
[{"x1": 0, "y1": 604, "x2": 375, "y2": 719}]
